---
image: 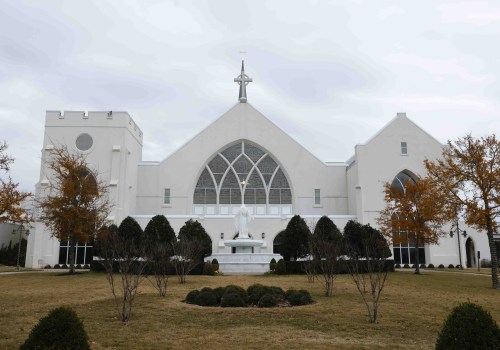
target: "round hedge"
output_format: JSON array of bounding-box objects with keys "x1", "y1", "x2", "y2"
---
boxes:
[
  {"x1": 20, "y1": 307, "x2": 89, "y2": 350},
  {"x1": 436, "y1": 302, "x2": 500, "y2": 350},
  {"x1": 286, "y1": 289, "x2": 313, "y2": 306},
  {"x1": 221, "y1": 293, "x2": 247, "y2": 308},
  {"x1": 185, "y1": 290, "x2": 200, "y2": 304},
  {"x1": 258, "y1": 293, "x2": 277, "y2": 308},
  {"x1": 195, "y1": 291, "x2": 218, "y2": 307},
  {"x1": 223, "y1": 285, "x2": 247, "y2": 301}
]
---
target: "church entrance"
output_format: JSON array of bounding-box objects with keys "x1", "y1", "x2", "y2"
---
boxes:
[{"x1": 465, "y1": 238, "x2": 476, "y2": 268}]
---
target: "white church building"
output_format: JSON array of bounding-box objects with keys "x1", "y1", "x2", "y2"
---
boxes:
[{"x1": 26, "y1": 62, "x2": 492, "y2": 269}]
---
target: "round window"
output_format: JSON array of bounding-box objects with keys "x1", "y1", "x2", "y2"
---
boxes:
[{"x1": 75, "y1": 133, "x2": 93, "y2": 151}]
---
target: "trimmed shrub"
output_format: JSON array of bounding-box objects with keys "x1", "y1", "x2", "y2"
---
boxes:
[
  {"x1": 44, "y1": 264, "x2": 51, "y2": 269},
  {"x1": 211, "y1": 258, "x2": 219, "y2": 272},
  {"x1": 420, "y1": 264, "x2": 426, "y2": 268},
  {"x1": 224, "y1": 285, "x2": 247, "y2": 301},
  {"x1": 436, "y1": 302, "x2": 500, "y2": 350},
  {"x1": 247, "y1": 284, "x2": 284, "y2": 305},
  {"x1": 202, "y1": 262, "x2": 215, "y2": 276},
  {"x1": 456, "y1": 265, "x2": 461, "y2": 269},
  {"x1": 195, "y1": 291, "x2": 218, "y2": 307},
  {"x1": 53, "y1": 264, "x2": 61, "y2": 269},
  {"x1": 213, "y1": 287, "x2": 226, "y2": 303},
  {"x1": 395, "y1": 263, "x2": 401, "y2": 268},
  {"x1": 438, "y1": 264, "x2": 445, "y2": 268},
  {"x1": 61, "y1": 264, "x2": 69, "y2": 269},
  {"x1": 75, "y1": 264, "x2": 82, "y2": 269},
  {"x1": 221, "y1": 293, "x2": 246, "y2": 308},
  {"x1": 403, "y1": 264, "x2": 410, "y2": 269},
  {"x1": 20, "y1": 307, "x2": 89, "y2": 350},
  {"x1": 287, "y1": 289, "x2": 313, "y2": 306},
  {"x1": 481, "y1": 259, "x2": 492, "y2": 268},
  {"x1": 185, "y1": 290, "x2": 200, "y2": 304},
  {"x1": 270, "y1": 258, "x2": 277, "y2": 272},
  {"x1": 258, "y1": 293, "x2": 278, "y2": 308},
  {"x1": 428, "y1": 264, "x2": 435, "y2": 268},
  {"x1": 276, "y1": 259, "x2": 286, "y2": 275},
  {"x1": 448, "y1": 264, "x2": 455, "y2": 269}
]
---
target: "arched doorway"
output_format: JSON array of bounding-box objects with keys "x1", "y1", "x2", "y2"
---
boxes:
[{"x1": 465, "y1": 238, "x2": 476, "y2": 268}]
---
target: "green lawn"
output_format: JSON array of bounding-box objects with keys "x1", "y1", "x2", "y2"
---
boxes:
[{"x1": 0, "y1": 271, "x2": 499, "y2": 349}]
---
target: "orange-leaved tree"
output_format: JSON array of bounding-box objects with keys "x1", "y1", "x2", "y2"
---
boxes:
[
  {"x1": 424, "y1": 134, "x2": 500, "y2": 289},
  {"x1": 377, "y1": 175, "x2": 453, "y2": 274},
  {"x1": 37, "y1": 146, "x2": 111, "y2": 274},
  {"x1": 0, "y1": 141, "x2": 31, "y2": 225}
]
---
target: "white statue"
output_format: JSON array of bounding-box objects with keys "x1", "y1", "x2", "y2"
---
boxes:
[{"x1": 234, "y1": 205, "x2": 252, "y2": 239}]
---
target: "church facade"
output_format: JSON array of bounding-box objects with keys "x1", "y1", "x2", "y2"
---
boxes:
[{"x1": 26, "y1": 63, "x2": 491, "y2": 270}]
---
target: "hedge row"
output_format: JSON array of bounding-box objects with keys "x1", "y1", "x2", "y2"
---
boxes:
[
  {"x1": 89, "y1": 260, "x2": 208, "y2": 275},
  {"x1": 283, "y1": 259, "x2": 395, "y2": 274}
]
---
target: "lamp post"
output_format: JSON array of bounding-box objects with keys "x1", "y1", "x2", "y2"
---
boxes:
[
  {"x1": 450, "y1": 222, "x2": 467, "y2": 270},
  {"x1": 12, "y1": 224, "x2": 29, "y2": 271}
]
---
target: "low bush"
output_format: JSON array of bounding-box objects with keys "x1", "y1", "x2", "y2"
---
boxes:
[
  {"x1": 286, "y1": 289, "x2": 313, "y2": 306},
  {"x1": 83, "y1": 264, "x2": 90, "y2": 269},
  {"x1": 221, "y1": 293, "x2": 246, "y2": 308},
  {"x1": 438, "y1": 264, "x2": 445, "y2": 268},
  {"x1": 202, "y1": 262, "x2": 214, "y2": 276},
  {"x1": 185, "y1": 290, "x2": 200, "y2": 304},
  {"x1": 403, "y1": 264, "x2": 410, "y2": 269},
  {"x1": 247, "y1": 284, "x2": 284, "y2": 305},
  {"x1": 395, "y1": 263, "x2": 401, "y2": 268},
  {"x1": 481, "y1": 259, "x2": 492, "y2": 268},
  {"x1": 224, "y1": 285, "x2": 247, "y2": 301},
  {"x1": 276, "y1": 259, "x2": 286, "y2": 275},
  {"x1": 44, "y1": 264, "x2": 51, "y2": 269},
  {"x1": 448, "y1": 264, "x2": 455, "y2": 269},
  {"x1": 436, "y1": 302, "x2": 500, "y2": 350},
  {"x1": 20, "y1": 307, "x2": 89, "y2": 350},
  {"x1": 53, "y1": 264, "x2": 61, "y2": 269},
  {"x1": 420, "y1": 264, "x2": 426, "y2": 268},
  {"x1": 75, "y1": 264, "x2": 82, "y2": 269},
  {"x1": 258, "y1": 293, "x2": 278, "y2": 308},
  {"x1": 456, "y1": 265, "x2": 461, "y2": 269},
  {"x1": 61, "y1": 264, "x2": 69, "y2": 269},
  {"x1": 213, "y1": 287, "x2": 225, "y2": 303},
  {"x1": 195, "y1": 291, "x2": 218, "y2": 307},
  {"x1": 427, "y1": 264, "x2": 435, "y2": 268}
]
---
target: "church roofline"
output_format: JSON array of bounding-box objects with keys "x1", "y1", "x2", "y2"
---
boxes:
[{"x1": 346, "y1": 112, "x2": 444, "y2": 162}]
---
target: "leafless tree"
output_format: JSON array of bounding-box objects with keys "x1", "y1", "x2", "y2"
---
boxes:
[
  {"x1": 171, "y1": 239, "x2": 202, "y2": 284},
  {"x1": 311, "y1": 236, "x2": 341, "y2": 296}
]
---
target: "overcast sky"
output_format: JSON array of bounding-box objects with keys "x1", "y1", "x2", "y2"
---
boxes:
[{"x1": 1, "y1": 0, "x2": 499, "y2": 191}]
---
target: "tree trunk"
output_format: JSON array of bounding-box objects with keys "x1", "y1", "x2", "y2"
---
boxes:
[
  {"x1": 414, "y1": 237, "x2": 420, "y2": 275},
  {"x1": 68, "y1": 240, "x2": 76, "y2": 274},
  {"x1": 485, "y1": 214, "x2": 499, "y2": 289}
]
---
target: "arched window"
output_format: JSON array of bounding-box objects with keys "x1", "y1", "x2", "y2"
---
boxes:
[
  {"x1": 390, "y1": 170, "x2": 426, "y2": 265},
  {"x1": 193, "y1": 141, "x2": 292, "y2": 215}
]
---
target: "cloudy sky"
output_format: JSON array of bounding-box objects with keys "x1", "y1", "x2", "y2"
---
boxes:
[{"x1": 1, "y1": 0, "x2": 499, "y2": 191}]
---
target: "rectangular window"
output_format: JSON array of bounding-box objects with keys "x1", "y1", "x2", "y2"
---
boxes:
[
  {"x1": 401, "y1": 142, "x2": 408, "y2": 155},
  {"x1": 163, "y1": 188, "x2": 171, "y2": 205},
  {"x1": 314, "y1": 189, "x2": 321, "y2": 205}
]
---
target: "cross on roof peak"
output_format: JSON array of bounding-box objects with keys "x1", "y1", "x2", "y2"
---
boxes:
[{"x1": 234, "y1": 60, "x2": 252, "y2": 103}]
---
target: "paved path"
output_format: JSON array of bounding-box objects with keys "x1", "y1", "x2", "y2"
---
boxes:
[{"x1": 396, "y1": 268, "x2": 494, "y2": 277}]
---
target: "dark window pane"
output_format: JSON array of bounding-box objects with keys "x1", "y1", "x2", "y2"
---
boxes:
[
  {"x1": 76, "y1": 246, "x2": 85, "y2": 264},
  {"x1": 85, "y1": 247, "x2": 93, "y2": 265},
  {"x1": 221, "y1": 143, "x2": 242, "y2": 163},
  {"x1": 193, "y1": 189, "x2": 205, "y2": 204},
  {"x1": 418, "y1": 248, "x2": 426, "y2": 264},
  {"x1": 255, "y1": 189, "x2": 266, "y2": 204},
  {"x1": 244, "y1": 189, "x2": 256, "y2": 204},
  {"x1": 244, "y1": 143, "x2": 265, "y2": 163},
  {"x1": 208, "y1": 154, "x2": 228, "y2": 173},
  {"x1": 281, "y1": 189, "x2": 292, "y2": 204},
  {"x1": 230, "y1": 188, "x2": 241, "y2": 204},
  {"x1": 221, "y1": 170, "x2": 240, "y2": 189},
  {"x1": 195, "y1": 168, "x2": 215, "y2": 188},
  {"x1": 59, "y1": 247, "x2": 68, "y2": 264},
  {"x1": 393, "y1": 248, "x2": 401, "y2": 265},
  {"x1": 269, "y1": 189, "x2": 280, "y2": 204},
  {"x1": 401, "y1": 247, "x2": 409, "y2": 264},
  {"x1": 257, "y1": 155, "x2": 278, "y2": 175},
  {"x1": 270, "y1": 168, "x2": 290, "y2": 189},
  {"x1": 205, "y1": 189, "x2": 217, "y2": 204},
  {"x1": 219, "y1": 189, "x2": 230, "y2": 204}
]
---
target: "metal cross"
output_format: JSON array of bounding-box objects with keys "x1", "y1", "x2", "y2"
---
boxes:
[{"x1": 234, "y1": 60, "x2": 252, "y2": 103}]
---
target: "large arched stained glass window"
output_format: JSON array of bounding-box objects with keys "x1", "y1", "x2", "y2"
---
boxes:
[{"x1": 193, "y1": 141, "x2": 292, "y2": 215}]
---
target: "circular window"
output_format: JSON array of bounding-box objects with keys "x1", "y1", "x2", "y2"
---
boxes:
[{"x1": 75, "y1": 133, "x2": 93, "y2": 151}]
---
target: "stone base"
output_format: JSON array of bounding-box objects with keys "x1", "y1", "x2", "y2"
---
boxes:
[{"x1": 206, "y1": 253, "x2": 283, "y2": 274}]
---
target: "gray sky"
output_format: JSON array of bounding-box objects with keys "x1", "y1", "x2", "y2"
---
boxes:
[{"x1": 1, "y1": 0, "x2": 499, "y2": 191}]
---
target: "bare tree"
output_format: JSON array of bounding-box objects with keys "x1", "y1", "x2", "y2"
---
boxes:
[
  {"x1": 344, "y1": 221, "x2": 391, "y2": 323},
  {"x1": 143, "y1": 215, "x2": 176, "y2": 297},
  {"x1": 171, "y1": 239, "x2": 202, "y2": 284},
  {"x1": 96, "y1": 217, "x2": 147, "y2": 323},
  {"x1": 311, "y1": 236, "x2": 341, "y2": 296}
]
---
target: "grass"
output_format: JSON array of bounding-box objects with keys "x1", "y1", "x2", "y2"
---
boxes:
[{"x1": 1, "y1": 271, "x2": 499, "y2": 349}]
